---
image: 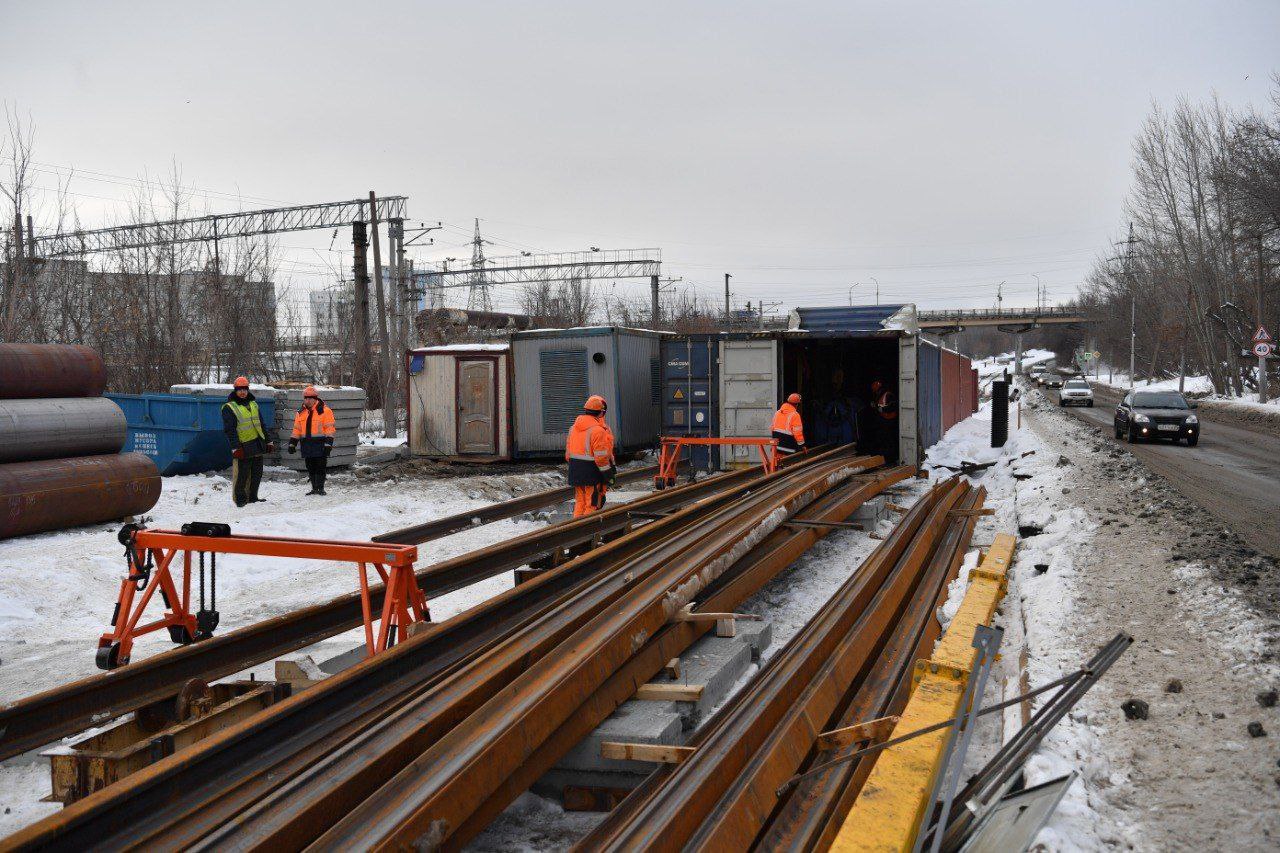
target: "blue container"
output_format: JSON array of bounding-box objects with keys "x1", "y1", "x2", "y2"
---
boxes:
[
  {"x1": 917, "y1": 340, "x2": 943, "y2": 452},
  {"x1": 105, "y1": 392, "x2": 276, "y2": 476},
  {"x1": 660, "y1": 335, "x2": 720, "y2": 473}
]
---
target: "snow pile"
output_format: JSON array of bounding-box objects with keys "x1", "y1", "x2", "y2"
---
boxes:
[
  {"x1": 973, "y1": 349, "x2": 1055, "y2": 379},
  {"x1": 922, "y1": 402, "x2": 1120, "y2": 850}
]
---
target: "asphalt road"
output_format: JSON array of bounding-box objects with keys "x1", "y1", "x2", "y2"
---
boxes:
[{"x1": 1051, "y1": 386, "x2": 1280, "y2": 559}]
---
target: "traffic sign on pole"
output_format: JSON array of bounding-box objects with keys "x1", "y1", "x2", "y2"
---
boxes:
[
  {"x1": 1254, "y1": 326, "x2": 1273, "y2": 344},
  {"x1": 1255, "y1": 341, "x2": 1275, "y2": 358}
]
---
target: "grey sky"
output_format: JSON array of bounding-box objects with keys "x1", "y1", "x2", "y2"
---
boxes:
[{"x1": 4, "y1": 0, "x2": 1278, "y2": 318}]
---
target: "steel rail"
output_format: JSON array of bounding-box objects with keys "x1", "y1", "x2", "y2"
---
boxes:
[
  {"x1": 2, "y1": 450, "x2": 869, "y2": 851},
  {"x1": 756, "y1": 486, "x2": 985, "y2": 851},
  {"x1": 578, "y1": 478, "x2": 965, "y2": 851},
  {"x1": 371, "y1": 462, "x2": 665, "y2": 544},
  {"x1": 451, "y1": 466, "x2": 918, "y2": 849},
  {"x1": 0, "y1": 460, "x2": 759, "y2": 763},
  {"x1": 306, "y1": 454, "x2": 879, "y2": 851}
]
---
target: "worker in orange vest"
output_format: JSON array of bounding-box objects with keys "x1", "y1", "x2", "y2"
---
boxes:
[
  {"x1": 771, "y1": 393, "x2": 806, "y2": 455},
  {"x1": 287, "y1": 386, "x2": 337, "y2": 495},
  {"x1": 565, "y1": 395, "x2": 616, "y2": 517}
]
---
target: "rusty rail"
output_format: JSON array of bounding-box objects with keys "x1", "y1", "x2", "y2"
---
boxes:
[
  {"x1": 2, "y1": 448, "x2": 873, "y2": 851},
  {"x1": 579, "y1": 477, "x2": 980, "y2": 851}
]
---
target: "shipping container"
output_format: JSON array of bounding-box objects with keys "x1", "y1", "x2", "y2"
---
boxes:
[
  {"x1": 666, "y1": 305, "x2": 978, "y2": 470},
  {"x1": 511, "y1": 327, "x2": 666, "y2": 458},
  {"x1": 109, "y1": 392, "x2": 277, "y2": 476},
  {"x1": 659, "y1": 335, "x2": 720, "y2": 472},
  {"x1": 406, "y1": 344, "x2": 512, "y2": 460}
]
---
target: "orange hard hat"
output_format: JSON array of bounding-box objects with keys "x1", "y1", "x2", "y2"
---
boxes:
[
  {"x1": 584, "y1": 394, "x2": 607, "y2": 413},
  {"x1": 303, "y1": 385, "x2": 318, "y2": 398},
  {"x1": 787, "y1": 393, "x2": 801, "y2": 405},
  {"x1": 870, "y1": 380, "x2": 882, "y2": 392},
  {"x1": 233, "y1": 376, "x2": 250, "y2": 389}
]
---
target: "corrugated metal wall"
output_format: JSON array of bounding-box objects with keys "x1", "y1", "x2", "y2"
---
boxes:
[
  {"x1": 615, "y1": 332, "x2": 662, "y2": 447},
  {"x1": 512, "y1": 329, "x2": 663, "y2": 457},
  {"x1": 917, "y1": 339, "x2": 943, "y2": 451},
  {"x1": 661, "y1": 335, "x2": 719, "y2": 470}
]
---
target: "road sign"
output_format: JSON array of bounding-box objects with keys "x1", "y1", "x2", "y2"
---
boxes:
[
  {"x1": 1255, "y1": 341, "x2": 1275, "y2": 358},
  {"x1": 1255, "y1": 326, "x2": 1273, "y2": 344}
]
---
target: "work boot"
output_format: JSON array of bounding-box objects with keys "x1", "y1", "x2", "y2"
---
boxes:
[
  {"x1": 316, "y1": 488, "x2": 326, "y2": 496},
  {"x1": 306, "y1": 488, "x2": 318, "y2": 495}
]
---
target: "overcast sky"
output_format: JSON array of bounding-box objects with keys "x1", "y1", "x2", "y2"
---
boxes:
[{"x1": 4, "y1": 0, "x2": 1278, "y2": 318}]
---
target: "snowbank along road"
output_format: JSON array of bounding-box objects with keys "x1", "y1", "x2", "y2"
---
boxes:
[{"x1": 1054, "y1": 383, "x2": 1280, "y2": 566}]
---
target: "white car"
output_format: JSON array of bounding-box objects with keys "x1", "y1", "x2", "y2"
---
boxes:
[{"x1": 1058, "y1": 377, "x2": 1093, "y2": 407}]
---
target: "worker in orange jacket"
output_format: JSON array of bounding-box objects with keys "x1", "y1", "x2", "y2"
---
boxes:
[
  {"x1": 287, "y1": 386, "x2": 337, "y2": 495},
  {"x1": 565, "y1": 395, "x2": 616, "y2": 517},
  {"x1": 771, "y1": 393, "x2": 806, "y2": 455},
  {"x1": 869, "y1": 379, "x2": 898, "y2": 462}
]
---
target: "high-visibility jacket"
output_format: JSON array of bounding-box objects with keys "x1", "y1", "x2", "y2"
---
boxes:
[
  {"x1": 565, "y1": 413, "x2": 615, "y2": 486},
  {"x1": 291, "y1": 400, "x2": 337, "y2": 458},
  {"x1": 770, "y1": 402, "x2": 805, "y2": 448},
  {"x1": 222, "y1": 397, "x2": 267, "y2": 445}
]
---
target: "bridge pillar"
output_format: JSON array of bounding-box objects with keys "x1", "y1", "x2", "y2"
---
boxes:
[{"x1": 1014, "y1": 332, "x2": 1024, "y2": 375}]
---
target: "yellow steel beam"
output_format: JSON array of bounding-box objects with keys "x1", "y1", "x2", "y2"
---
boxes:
[{"x1": 828, "y1": 533, "x2": 1016, "y2": 853}]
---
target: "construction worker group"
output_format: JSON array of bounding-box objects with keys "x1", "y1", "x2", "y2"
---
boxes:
[
  {"x1": 770, "y1": 380, "x2": 897, "y2": 462},
  {"x1": 221, "y1": 377, "x2": 336, "y2": 506}
]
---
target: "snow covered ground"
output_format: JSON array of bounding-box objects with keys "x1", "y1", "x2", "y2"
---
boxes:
[{"x1": 973, "y1": 348, "x2": 1056, "y2": 379}]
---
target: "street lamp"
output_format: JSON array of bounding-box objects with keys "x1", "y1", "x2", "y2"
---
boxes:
[
  {"x1": 870, "y1": 276, "x2": 880, "y2": 305},
  {"x1": 847, "y1": 283, "x2": 860, "y2": 305}
]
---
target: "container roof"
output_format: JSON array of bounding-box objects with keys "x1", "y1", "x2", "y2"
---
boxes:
[
  {"x1": 411, "y1": 343, "x2": 510, "y2": 353},
  {"x1": 512, "y1": 325, "x2": 671, "y2": 340},
  {"x1": 788, "y1": 304, "x2": 917, "y2": 334}
]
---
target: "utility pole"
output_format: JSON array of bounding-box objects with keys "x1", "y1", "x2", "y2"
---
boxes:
[
  {"x1": 368, "y1": 191, "x2": 396, "y2": 438},
  {"x1": 651, "y1": 274, "x2": 660, "y2": 328},
  {"x1": 996, "y1": 281, "x2": 1004, "y2": 314},
  {"x1": 352, "y1": 219, "x2": 370, "y2": 390},
  {"x1": 871, "y1": 276, "x2": 879, "y2": 305},
  {"x1": 724, "y1": 273, "x2": 732, "y2": 331},
  {"x1": 1129, "y1": 294, "x2": 1136, "y2": 392}
]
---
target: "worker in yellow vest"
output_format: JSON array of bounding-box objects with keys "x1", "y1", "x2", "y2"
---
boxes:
[
  {"x1": 771, "y1": 393, "x2": 806, "y2": 455},
  {"x1": 221, "y1": 376, "x2": 274, "y2": 507},
  {"x1": 565, "y1": 395, "x2": 616, "y2": 517}
]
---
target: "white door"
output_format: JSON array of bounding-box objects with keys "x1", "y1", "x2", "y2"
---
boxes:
[
  {"x1": 718, "y1": 339, "x2": 778, "y2": 468},
  {"x1": 898, "y1": 334, "x2": 918, "y2": 467}
]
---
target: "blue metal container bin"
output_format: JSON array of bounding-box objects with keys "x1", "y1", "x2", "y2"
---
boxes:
[
  {"x1": 105, "y1": 392, "x2": 276, "y2": 476},
  {"x1": 660, "y1": 335, "x2": 721, "y2": 473}
]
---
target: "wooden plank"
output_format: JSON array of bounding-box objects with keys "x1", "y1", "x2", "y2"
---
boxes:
[
  {"x1": 634, "y1": 683, "x2": 703, "y2": 702},
  {"x1": 816, "y1": 714, "x2": 900, "y2": 751},
  {"x1": 600, "y1": 741, "x2": 696, "y2": 764},
  {"x1": 663, "y1": 658, "x2": 681, "y2": 680}
]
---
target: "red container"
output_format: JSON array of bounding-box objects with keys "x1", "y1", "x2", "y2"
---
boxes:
[{"x1": 0, "y1": 344, "x2": 107, "y2": 399}]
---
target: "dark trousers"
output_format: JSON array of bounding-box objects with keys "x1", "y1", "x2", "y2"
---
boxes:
[
  {"x1": 232, "y1": 455, "x2": 264, "y2": 506},
  {"x1": 304, "y1": 456, "x2": 327, "y2": 492}
]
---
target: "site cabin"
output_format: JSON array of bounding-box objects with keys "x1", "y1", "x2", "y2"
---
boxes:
[
  {"x1": 661, "y1": 305, "x2": 978, "y2": 473},
  {"x1": 406, "y1": 344, "x2": 512, "y2": 460},
  {"x1": 510, "y1": 326, "x2": 667, "y2": 459}
]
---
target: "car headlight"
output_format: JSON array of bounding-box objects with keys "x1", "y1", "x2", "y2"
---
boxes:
[
  {"x1": 1185, "y1": 414, "x2": 1197, "y2": 424},
  {"x1": 1133, "y1": 413, "x2": 1150, "y2": 423}
]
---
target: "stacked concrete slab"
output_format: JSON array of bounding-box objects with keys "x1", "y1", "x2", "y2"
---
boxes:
[
  {"x1": 271, "y1": 387, "x2": 365, "y2": 471},
  {"x1": 537, "y1": 619, "x2": 773, "y2": 799}
]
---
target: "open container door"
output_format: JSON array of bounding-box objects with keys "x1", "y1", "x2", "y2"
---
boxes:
[
  {"x1": 898, "y1": 333, "x2": 919, "y2": 467},
  {"x1": 718, "y1": 337, "x2": 778, "y2": 469}
]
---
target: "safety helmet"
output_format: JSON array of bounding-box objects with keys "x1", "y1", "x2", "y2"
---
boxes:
[
  {"x1": 303, "y1": 385, "x2": 318, "y2": 398},
  {"x1": 584, "y1": 394, "x2": 607, "y2": 414},
  {"x1": 233, "y1": 376, "x2": 250, "y2": 389},
  {"x1": 870, "y1": 380, "x2": 882, "y2": 392},
  {"x1": 786, "y1": 393, "x2": 801, "y2": 405}
]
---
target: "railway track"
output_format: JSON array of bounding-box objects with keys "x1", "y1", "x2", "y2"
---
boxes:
[
  {"x1": 579, "y1": 476, "x2": 980, "y2": 850},
  {"x1": 0, "y1": 459, "x2": 728, "y2": 763},
  {"x1": 4, "y1": 447, "x2": 897, "y2": 850}
]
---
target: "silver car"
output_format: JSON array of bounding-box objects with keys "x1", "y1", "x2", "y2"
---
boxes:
[{"x1": 1058, "y1": 377, "x2": 1093, "y2": 407}]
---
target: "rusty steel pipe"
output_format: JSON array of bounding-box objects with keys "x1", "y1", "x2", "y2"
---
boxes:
[
  {"x1": 0, "y1": 452, "x2": 160, "y2": 539},
  {"x1": 0, "y1": 343, "x2": 107, "y2": 399},
  {"x1": 307, "y1": 454, "x2": 878, "y2": 851},
  {"x1": 579, "y1": 478, "x2": 966, "y2": 851}
]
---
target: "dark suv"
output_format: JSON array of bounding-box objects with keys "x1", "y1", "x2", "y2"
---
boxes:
[{"x1": 1114, "y1": 391, "x2": 1199, "y2": 446}]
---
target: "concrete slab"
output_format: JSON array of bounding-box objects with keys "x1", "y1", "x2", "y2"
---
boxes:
[
  {"x1": 733, "y1": 619, "x2": 774, "y2": 662},
  {"x1": 556, "y1": 701, "x2": 684, "y2": 774}
]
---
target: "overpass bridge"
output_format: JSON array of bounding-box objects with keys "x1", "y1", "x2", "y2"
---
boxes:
[{"x1": 917, "y1": 305, "x2": 1093, "y2": 375}]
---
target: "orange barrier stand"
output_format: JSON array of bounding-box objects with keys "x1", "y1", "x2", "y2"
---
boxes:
[
  {"x1": 655, "y1": 436, "x2": 780, "y2": 489},
  {"x1": 98, "y1": 525, "x2": 426, "y2": 670}
]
